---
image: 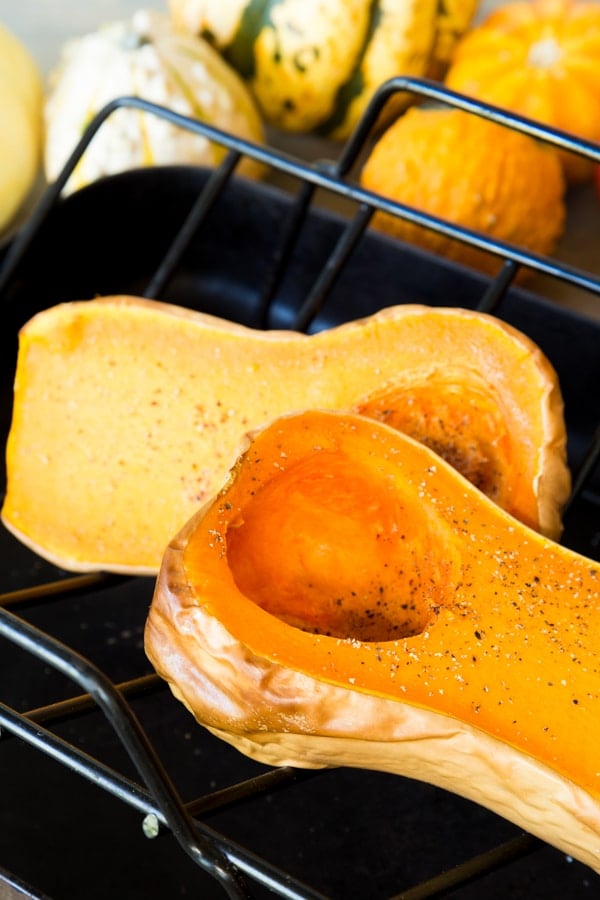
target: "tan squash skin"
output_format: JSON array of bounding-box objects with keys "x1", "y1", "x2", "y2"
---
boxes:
[
  {"x1": 145, "y1": 409, "x2": 600, "y2": 873},
  {"x1": 2, "y1": 296, "x2": 568, "y2": 573}
]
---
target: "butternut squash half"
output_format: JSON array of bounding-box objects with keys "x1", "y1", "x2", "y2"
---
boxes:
[
  {"x1": 2, "y1": 296, "x2": 569, "y2": 573},
  {"x1": 145, "y1": 408, "x2": 600, "y2": 873}
]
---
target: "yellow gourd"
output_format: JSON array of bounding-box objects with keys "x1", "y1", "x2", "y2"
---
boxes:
[{"x1": 0, "y1": 20, "x2": 43, "y2": 233}]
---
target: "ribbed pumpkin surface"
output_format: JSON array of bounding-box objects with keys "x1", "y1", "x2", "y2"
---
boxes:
[
  {"x1": 44, "y1": 9, "x2": 264, "y2": 192},
  {"x1": 445, "y1": 0, "x2": 600, "y2": 183}
]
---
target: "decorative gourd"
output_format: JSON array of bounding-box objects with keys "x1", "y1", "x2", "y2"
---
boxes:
[
  {"x1": 359, "y1": 107, "x2": 566, "y2": 277},
  {"x1": 1, "y1": 296, "x2": 569, "y2": 573},
  {"x1": 429, "y1": 0, "x2": 483, "y2": 76},
  {"x1": 168, "y1": 0, "x2": 479, "y2": 137},
  {"x1": 444, "y1": 0, "x2": 600, "y2": 184},
  {"x1": 144, "y1": 407, "x2": 600, "y2": 874},
  {"x1": 44, "y1": 10, "x2": 265, "y2": 194},
  {"x1": 0, "y1": 20, "x2": 43, "y2": 233}
]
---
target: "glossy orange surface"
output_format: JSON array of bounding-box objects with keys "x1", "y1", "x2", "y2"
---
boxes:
[{"x1": 184, "y1": 409, "x2": 600, "y2": 797}]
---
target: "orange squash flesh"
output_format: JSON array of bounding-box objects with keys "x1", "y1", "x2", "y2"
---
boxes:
[
  {"x1": 1, "y1": 296, "x2": 569, "y2": 573},
  {"x1": 145, "y1": 409, "x2": 600, "y2": 872}
]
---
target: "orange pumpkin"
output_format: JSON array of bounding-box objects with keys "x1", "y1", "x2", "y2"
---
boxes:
[
  {"x1": 359, "y1": 107, "x2": 566, "y2": 277},
  {"x1": 445, "y1": 0, "x2": 600, "y2": 183}
]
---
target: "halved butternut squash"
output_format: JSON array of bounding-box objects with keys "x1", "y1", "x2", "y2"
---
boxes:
[
  {"x1": 2, "y1": 296, "x2": 569, "y2": 573},
  {"x1": 145, "y1": 408, "x2": 600, "y2": 873}
]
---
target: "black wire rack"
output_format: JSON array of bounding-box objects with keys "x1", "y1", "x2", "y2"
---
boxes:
[{"x1": 1, "y1": 77, "x2": 600, "y2": 899}]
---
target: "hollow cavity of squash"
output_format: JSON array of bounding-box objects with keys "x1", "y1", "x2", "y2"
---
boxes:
[{"x1": 227, "y1": 448, "x2": 450, "y2": 643}]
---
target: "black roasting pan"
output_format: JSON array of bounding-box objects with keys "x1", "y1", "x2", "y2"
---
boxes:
[{"x1": 0, "y1": 164, "x2": 599, "y2": 900}]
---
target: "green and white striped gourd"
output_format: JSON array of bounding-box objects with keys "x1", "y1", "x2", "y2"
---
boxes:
[{"x1": 168, "y1": 0, "x2": 479, "y2": 137}]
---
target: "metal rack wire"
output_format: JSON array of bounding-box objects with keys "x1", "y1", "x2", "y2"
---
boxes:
[{"x1": 1, "y1": 78, "x2": 600, "y2": 899}]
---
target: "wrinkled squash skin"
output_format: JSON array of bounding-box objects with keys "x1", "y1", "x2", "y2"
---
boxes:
[
  {"x1": 145, "y1": 409, "x2": 600, "y2": 874},
  {"x1": 168, "y1": 0, "x2": 479, "y2": 137},
  {"x1": 1, "y1": 298, "x2": 569, "y2": 574}
]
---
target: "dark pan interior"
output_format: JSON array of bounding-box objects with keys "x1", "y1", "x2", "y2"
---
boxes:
[{"x1": 0, "y1": 166, "x2": 599, "y2": 900}]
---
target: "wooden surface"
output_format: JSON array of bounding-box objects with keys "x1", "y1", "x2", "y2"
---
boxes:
[{"x1": 1, "y1": 0, "x2": 599, "y2": 322}]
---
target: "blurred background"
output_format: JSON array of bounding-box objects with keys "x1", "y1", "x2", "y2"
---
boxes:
[{"x1": 1, "y1": 0, "x2": 599, "y2": 321}]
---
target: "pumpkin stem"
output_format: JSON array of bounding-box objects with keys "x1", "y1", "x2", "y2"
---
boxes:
[
  {"x1": 122, "y1": 30, "x2": 151, "y2": 51},
  {"x1": 527, "y1": 37, "x2": 562, "y2": 69}
]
